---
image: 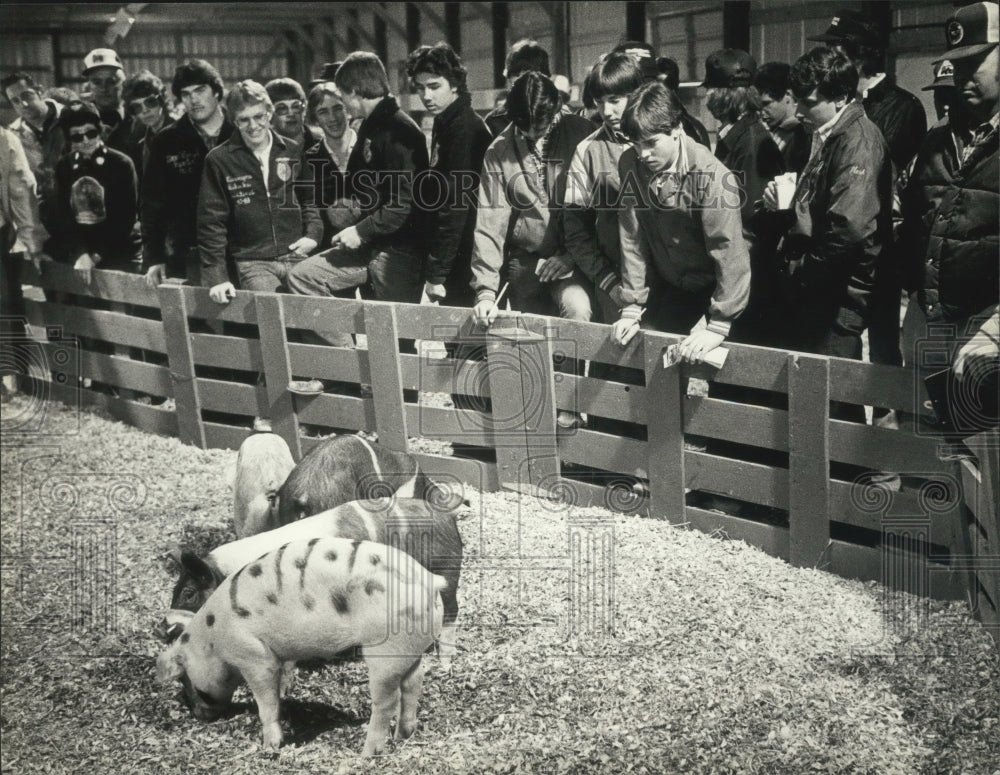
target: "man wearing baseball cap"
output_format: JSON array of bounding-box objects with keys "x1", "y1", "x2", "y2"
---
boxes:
[
  {"x1": 809, "y1": 9, "x2": 926, "y2": 175},
  {"x1": 898, "y1": 1, "x2": 999, "y2": 438},
  {"x1": 923, "y1": 59, "x2": 959, "y2": 121},
  {"x1": 702, "y1": 48, "x2": 785, "y2": 347},
  {"x1": 81, "y1": 47, "x2": 138, "y2": 156}
]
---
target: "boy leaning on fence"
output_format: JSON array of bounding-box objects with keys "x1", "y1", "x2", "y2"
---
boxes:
[
  {"x1": 610, "y1": 80, "x2": 750, "y2": 365},
  {"x1": 198, "y1": 79, "x2": 321, "y2": 301}
]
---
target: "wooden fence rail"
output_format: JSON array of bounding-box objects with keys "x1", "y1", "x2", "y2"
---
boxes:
[{"x1": 14, "y1": 263, "x2": 997, "y2": 622}]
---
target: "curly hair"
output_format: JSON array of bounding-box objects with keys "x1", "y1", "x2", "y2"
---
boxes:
[
  {"x1": 705, "y1": 86, "x2": 762, "y2": 124},
  {"x1": 171, "y1": 59, "x2": 224, "y2": 101},
  {"x1": 122, "y1": 69, "x2": 168, "y2": 108}
]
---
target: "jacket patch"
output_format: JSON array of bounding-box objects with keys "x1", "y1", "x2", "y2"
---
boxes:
[
  {"x1": 166, "y1": 151, "x2": 200, "y2": 175},
  {"x1": 275, "y1": 157, "x2": 294, "y2": 182}
]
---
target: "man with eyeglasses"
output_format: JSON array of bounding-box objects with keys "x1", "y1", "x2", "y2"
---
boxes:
[
  {"x1": 142, "y1": 59, "x2": 234, "y2": 287},
  {"x1": 199, "y1": 80, "x2": 320, "y2": 301},
  {"x1": 2, "y1": 71, "x2": 67, "y2": 258},
  {"x1": 265, "y1": 78, "x2": 316, "y2": 155},
  {"x1": 81, "y1": 48, "x2": 140, "y2": 157}
]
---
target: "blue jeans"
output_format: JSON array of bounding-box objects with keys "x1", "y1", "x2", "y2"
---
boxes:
[
  {"x1": 236, "y1": 255, "x2": 307, "y2": 293},
  {"x1": 505, "y1": 255, "x2": 594, "y2": 322},
  {"x1": 286, "y1": 245, "x2": 423, "y2": 303}
]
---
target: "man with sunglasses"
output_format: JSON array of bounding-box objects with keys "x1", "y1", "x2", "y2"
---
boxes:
[
  {"x1": 81, "y1": 48, "x2": 141, "y2": 157},
  {"x1": 142, "y1": 59, "x2": 234, "y2": 287},
  {"x1": 2, "y1": 71, "x2": 67, "y2": 259}
]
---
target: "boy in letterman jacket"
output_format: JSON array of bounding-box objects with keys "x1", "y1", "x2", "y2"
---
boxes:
[{"x1": 199, "y1": 80, "x2": 321, "y2": 302}]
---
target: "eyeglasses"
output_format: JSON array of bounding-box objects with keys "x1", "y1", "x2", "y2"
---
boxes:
[
  {"x1": 69, "y1": 128, "x2": 101, "y2": 142},
  {"x1": 128, "y1": 95, "x2": 161, "y2": 115},
  {"x1": 235, "y1": 111, "x2": 271, "y2": 128},
  {"x1": 272, "y1": 100, "x2": 304, "y2": 117}
]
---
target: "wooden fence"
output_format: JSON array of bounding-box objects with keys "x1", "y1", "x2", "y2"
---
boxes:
[{"x1": 15, "y1": 263, "x2": 998, "y2": 626}]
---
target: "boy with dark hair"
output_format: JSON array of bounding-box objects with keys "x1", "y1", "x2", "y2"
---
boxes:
[
  {"x1": 754, "y1": 61, "x2": 810, "y2": 174},
  {"x1": 3, "y1": 71, "x2": 67, "y2": 257},
  {"x1": 484, "y1": 39, "x2": 552, "y2": 136},
  {"x1": 764, "y1": 48, "x2": 893, "y2": 402},
  {"x1": 405, "y1": 42, "x2": 491, "y2": 308},
  {"x1": 286, "y1": 51, "x2": 430, "y2": 306},
  {"x1": 611, "y1": 80, "x2": 750, "y2": 365},
  {"x1": 809, "y1": 9, "x2": 926, "y2": 174},
  {"x1": 142, "y1": 59, "x2": 234, "y2": 286},
  {"x1": 121, "y1": 69, "x2": 171, "y2": 185}
]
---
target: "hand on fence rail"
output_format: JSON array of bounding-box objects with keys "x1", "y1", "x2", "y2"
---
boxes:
[
  {"x1": 423, "y1": 281, "x2": 446, "y2": 305},
  {"x1": 145, "y1": 263, "x2": 167, "y2": 288},
  {"x1": 74, "y1": 252, "x2": 99, "y2": 284},
  {"x1": 677, "y1": 328, "x2": 726, "y2": 365},
  {"x1": 612, "y1": 304, "x2": 643, "y2": 347},
  {"x1": 209, "y1": 282, "x2": 237, "y2": 304}
]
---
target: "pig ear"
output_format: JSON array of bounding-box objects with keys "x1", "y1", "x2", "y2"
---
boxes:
[
  {"x1": 179, "y1": 552, "x2": 217, "y2": 588},
  {"x1": 163, "y1": 549, "x2": 184, "y2": 574},
  {"x1": 155, "y1": 645, "x2": 184, "y2": 684}
]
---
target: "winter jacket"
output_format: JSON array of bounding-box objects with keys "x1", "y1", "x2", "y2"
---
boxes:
[
  {"x1": 904, "y1": 115, "x2": 999, "y2": 326},
  {"x1": 776, "y1": 101, "x2": 893, "y2": 346},
  {"x1": 345, "y1": 96, "x2": 431, "y2": 259},
  {"x1": 470, "y1": 113, "x2": 597, "y2": 301},
  {"x1": 424, "y1": 94, "x2": 492, "y2": 303},
  {"x1": 198, "y1": 130, "x2": 321, "y2": 288},
  {"x1": 53, "y1": 143, "x2": 139, "y2": 270},
  {"x1": 484, "y1": 106, "x2": 511, "y2": 138},
  {"x1": 617, "y1": 134, "x2": 751, "y2": 336},
  {"x1": 680, "y1": 106, "x2": 712, "y2": 150},
  {"x1": 141, "y1": 113, "x2": 234, "y2": 276},
  {"x1": 863, "y1": 77, "x2": 927, "y2": 174},
  {"x1": 714, "y1": 112, "x2": 785, "y2": 242},
  {"x1": 563, "y1": 123, "x2": 627, "y2": 295}
]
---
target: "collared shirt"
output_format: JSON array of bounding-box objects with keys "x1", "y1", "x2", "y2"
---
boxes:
[
  {"x1": 322, "y1": 127, "x2": 356, "y2": 169},
  {"x1": 252, "y1": 131, "x2": 274, "y2": 188},
  {"x1": 809, "y1": 102, "x2": 851, "y2": 161},
  {"x1": 962, "y1": 111, "x2": 1000, "y2": 164},
  {"x1": 860, "y1": 73, "x2": 887, "y2": 100}
]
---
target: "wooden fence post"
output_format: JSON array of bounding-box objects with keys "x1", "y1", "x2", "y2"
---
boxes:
[
  {"x1": 643, "y1": 333, "x2": 686, "y2": 522},
  {"x1": 787, "y1": 352, "x2": 831, "y2": 568},
  {"x1": 487, "y1": 318, "x2": 560, "y2": 493},
  {"x1": 363, "y1": 303, "x2": 408, "y2": 452},
  {"x1": 254, "y1": 294, "x2": 302, "y2": 460},
  {"x1": 157, "y1": 285, "x2": 206, "y2": 448}
]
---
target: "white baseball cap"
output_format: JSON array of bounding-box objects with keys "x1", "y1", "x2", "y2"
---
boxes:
[{"x1": 82, "y1": 48, "x2": 124, "y2": 76}]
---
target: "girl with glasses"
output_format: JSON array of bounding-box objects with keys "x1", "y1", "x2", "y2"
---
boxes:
[{"x1": 121, "y1": 70, "x2": 173, "y2": 188}]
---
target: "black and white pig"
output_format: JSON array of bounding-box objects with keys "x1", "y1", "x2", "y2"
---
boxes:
[
  {"x1": 231, "y1": 432, "x2": 295, "y2": 538},
  {"x1": 156, "y1": 536, "x2": 444, "y2": 757},
  {"x1": 245, "y1": 433, "x2": 465, "y2": 531},
  {"x1": 163, "y1": 497, "x2": 464, "y2": 666}
]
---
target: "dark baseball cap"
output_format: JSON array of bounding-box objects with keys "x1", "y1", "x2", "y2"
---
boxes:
[
  {"x1": 702, "y1": 49, "x2": 756, "y2": 88},
  {"x1": 808, "y1": 9, "x2": 881, "y2": 47},
  {"x1": 309, "y1": 61, "x2": 342, "y2": 89},
  {"x1": 943, "y1": 2, "x2": 999, "y2": 60}
]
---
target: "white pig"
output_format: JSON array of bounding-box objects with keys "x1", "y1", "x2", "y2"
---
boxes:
[
  {"x1": 232, "y1": 432, "x2": 295, "y2": 538},
  {"x1": 156, "y1": 536, "x2": 445, "y2": 757}
]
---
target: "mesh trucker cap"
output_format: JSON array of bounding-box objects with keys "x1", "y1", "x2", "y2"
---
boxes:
[{"x1": 943, "y1": 2, "x2": 1000, "y2": 60}]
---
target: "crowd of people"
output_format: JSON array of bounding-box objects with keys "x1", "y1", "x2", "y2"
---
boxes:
[{"x1": 1, "y1": 3, "x2": 996, "y2": 439}]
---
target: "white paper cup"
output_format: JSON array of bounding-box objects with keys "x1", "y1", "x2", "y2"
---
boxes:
[{"x1": 776, "y1": 173, "x2": 798, "y2": 210}]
